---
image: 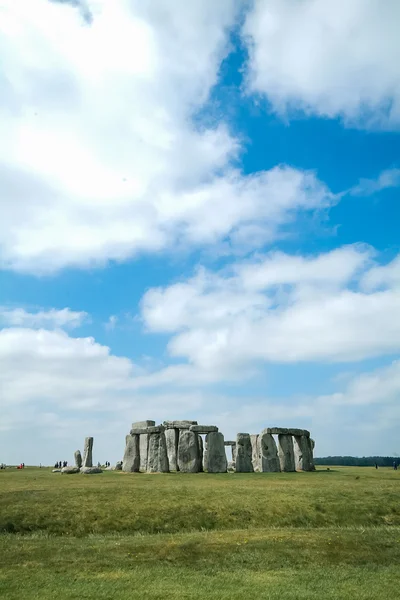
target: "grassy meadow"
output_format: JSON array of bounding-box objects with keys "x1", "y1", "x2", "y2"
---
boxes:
[{"x1": 1, "y1": 466, "x2": 400, "y2": 599}]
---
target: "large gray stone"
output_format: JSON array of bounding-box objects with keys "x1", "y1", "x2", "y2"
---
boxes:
[
  {"x1": 82, "y1": 437, "x2": 93, "y2": 468},
  {"x1": 278, "y1": 434, "x2": 296, "y2": 472},
  {"x1": 260, "y1": 432, "x2": 280, "y2": 472},
  {"x1": 235, "y1": 433, "x2": 254, "y2": 472},
  {"x1": 147, "y1": 432, "x2": 169, "y2": 473},
  {"x1": 74, "y1": 450, "x2": 82, "y2": 469},
  {"x1": 288, "y1": 428, "x2": 310, "y2": 438},
  {"x1": 122, "y1": 434, "x2": 140, "y2": 472},
  {"x1": 308, "y1": 438, "x2": 316, "y2": 470},
  {"x1": 130, "y1": 425, "x2": 164, "y2": 435},
  {"x1": 189, "y1": 425, "x2": 218, "y2": 433},
  {"x1": 293, "y1": 435, "x2": 313, "y2": 471},
  {"x1": 250, "y1": 434, "x2": 261, "y2": 472},
  {"x1": 198, "y1": 434, "x2": 204, "y2": 472},
  {"x1": 177, "y1": 430, "x2": 200, "y2": 473},
  {"x1": 61, "y1": 466, "x2": 80, "y2": 474},
  {"x1": 265, "y1": 427, "x2": 289, "y2": 435},
  {"x1": 204, "y1": 432, "x2": 227, "y2": 473},
  {"x1": 132, "y1": 420, "x2": 155, "y2": 429},
  {"x1": 113, "y1": 461, "x2": 122, "y2": 471},
  {"x1": 163, "y1": 420, "x2": 197, "y2": 429},
  {"x1": 165, "y1": 428, "x2": 179, "y2": 471},
  {"x1": 139, "y1": 434, "x2": 149, "y2": 472},
  {"x1": 80, "y1": 466, "x2": 102, "y2": 474}
]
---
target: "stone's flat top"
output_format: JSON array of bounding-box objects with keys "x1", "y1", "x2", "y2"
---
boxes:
[
  {"x1": 189, "y1": 425, "x2": 218, "y2": 433},
  {"x1": 224, "y1": 441, "x2": 236, "y2": 445},
  {"x1": 262, "y1": 427, "x2": 310, "y2": 437},
  {"x1": 236, "y1": 433, "x2": 250, "y2": 440},
  {"x1": 163, "y1": 420, "x2": 198, "y2": 429},
  {"x1": 131, "y1": 420, "x2": 155, "y2": 429},
  {"x1": 130, "y1": 425, "x2": 164, "y2": 435}
]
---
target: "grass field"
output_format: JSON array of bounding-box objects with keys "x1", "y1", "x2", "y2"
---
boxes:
[{"x1": 1, "y1": 466, "x2": 400, "y2": 599}]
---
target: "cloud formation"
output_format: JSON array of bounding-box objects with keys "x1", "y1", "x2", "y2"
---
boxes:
[
  {"x1": 0, "y1": 307, "x2": 87, "y2": 329},
  {"x1": 244, "y1": 0, "x2": 400, "y2": 128}
]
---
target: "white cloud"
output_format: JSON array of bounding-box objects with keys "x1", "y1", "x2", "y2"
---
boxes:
[
  {"x1": 350, "y1": 168, "x2": 400, "y2": 196},
  {"x1": 0, "y1": 0, "x2": 335, "y2": 274},
  {"x1": 243, "y1": 0, "x2": 400, "y2": 128},
  {"x1": 361, "y1": 254, "x2": 400, "y2": 291},
  {"x1": 0, "y1": 307, "x2": 87, "y2": 329},
  {"x1": 141, "y1": 245, "x2": 400, "y2": 368}
]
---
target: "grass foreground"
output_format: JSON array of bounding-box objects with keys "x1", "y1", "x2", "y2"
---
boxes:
[{"x1": 1, "y1": 466, "x2": 400, "y2": 599}]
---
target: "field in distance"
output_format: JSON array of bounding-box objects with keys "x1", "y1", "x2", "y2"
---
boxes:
[{"x1": 1, "y1": 466, "x2": 400, "y2": 599}]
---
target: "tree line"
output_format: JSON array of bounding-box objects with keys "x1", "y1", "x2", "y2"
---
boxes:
[{"x1": 314, "y1": 456, "x2": 399, "y2": 467}]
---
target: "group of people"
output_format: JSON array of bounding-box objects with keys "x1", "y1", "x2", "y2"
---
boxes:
[{"x1": 54, "y1": 461, "x2": 68, "y2": 469}]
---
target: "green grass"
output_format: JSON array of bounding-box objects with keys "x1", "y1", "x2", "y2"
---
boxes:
[{"x1": 1, "y1": 467, "x2": 400, "y2": 598}]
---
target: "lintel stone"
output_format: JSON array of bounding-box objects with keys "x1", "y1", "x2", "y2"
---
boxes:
[
  {"x1": 190, "y1": 425, "x2": 218, "y2": 433},
  {"x1": 130, "y1": 425, "x2": 164, "y2": 435},
  {"x1": 131, "y1": 420, "x2": 155, "y2": 429}
]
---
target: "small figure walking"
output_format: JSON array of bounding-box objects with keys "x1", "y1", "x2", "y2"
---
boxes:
[
  {"x1": 393, "y1": 461, "x2": 397, "y2": 471},
  {"x1": 375, "y1": 463, "x2": 378, "y2": 469}
]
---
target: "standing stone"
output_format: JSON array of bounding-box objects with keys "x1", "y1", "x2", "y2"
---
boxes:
[
  {"x1": 235, "y1": 433, "x2": 253, "y2": 473},
  {"x1": 165, "y1": 428, "x2": 179, "y2": 471},
  {"x1": 250, "y1": 434, "x2": 261, "y2": 472},
  {"x1": 308, "y1": 438, "x2": 316, "y2": 471},
  {"x1": 122, "y1": 434, "x2": 140, "y2": 472},
  {"x1": 147, "y1": 432, "x2": 169, "y2": 473},
  {"x1": 198, "y1": 435, "x2": 204, "y2": 472},
  {"x1": 82, "y1": 437, "x2": 93, "y2": 468},
  {"x1": 231, "y1": 443, "x2": 237, "y2": 462},
  {"x1": 204, "y1": 432, "x2": 227, "y2": 473},
  {"x1": 74, "y1": 450, "x2": 82, "y2": 469},
  {"x1": 260, "y1": 432, "x2": 280, "y2": 472},
  {"x1": 139, "y1": 434, "x2": 149, "y2": 472},
  {"x1": 278, "y1": 434, "x2": 296, "y2": 472},
  {"x1": 177, "y1": 430, "x2": 200, "y2": 473}
]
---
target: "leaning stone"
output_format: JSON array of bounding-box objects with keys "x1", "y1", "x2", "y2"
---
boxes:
[
  {"x1": 278, "y1": 434, "x2": 296, "y2": 472},
  {"x1": 204, "y1": 432, "x2": 227, "y2": 473},
  {"x1": 122, "y1": 434, "x2": 140, "y2": 472},
  {"x1": 130, "y1": 425, "x2": 165, "y2": 435},
  {"x1": 177, "y1": 430, "x2": 200, "y2": 473},
  {"x1": 235, "y1": 433, "x2": 253, "y2": 472},
  {"x1": 189, "y1": 425, "x2": 218, "y2": 433},
  {"x1": 61, "y1": 466, "x2": 80, "y2": 474},
  {"x1": 163, "y1": 420, "x2": 198, "y2": 429},
  {"x1": 80, "y1": 466, "x2": 102, "y2": 474},
  {"x1": 74, "y1": 450, "x2": 82, "y2": 469},
  {"x1": 147, "y1": 431, "x2": 169, "y2": 473},
  {"x1": 82, "y1": 437, "x2": 93, "y2": 468},
  {"x1": 165, "y1": 428, "x2": 179, "y2": 471},
  {"x1": 52, "y1": 469, "x2": 61, "y2": 473},
  {"x1": 250, "y1": 434, "x2": 261, "y2": 472},
  {"x1": 132, "y1": 420, "x2": 155, "y2": 429},
  {"x1": 260, "y1": 432, "x2": 280, "y2": 472}
]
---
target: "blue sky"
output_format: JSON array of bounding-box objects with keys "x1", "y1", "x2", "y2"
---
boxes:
[{"x1": 1, "y1": 0, "x2": 400, "y2": 464}]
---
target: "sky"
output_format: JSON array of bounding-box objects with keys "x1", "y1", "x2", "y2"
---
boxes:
[{"x1": 1, "y1": 0, "x2": 399, "y2": 465}]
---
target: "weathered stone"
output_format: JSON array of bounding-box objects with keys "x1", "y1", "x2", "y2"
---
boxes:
[
  {"x1": 139, "y1": 434, "x2": 149, "y2": 472},
  {"x1": 122, "y1": 434, "x2": 140, "y2": 472},
  {"x1": 204, "y1": 432, "x2": 227, "y2": 473},
  {"x1": 198, "y1": 434, "x2": 204, "y2": 472},
  {"x1": 165, "y1": 428, "x2": 179, "y2": 471},
  {"x1": 113, "y1": 461, "x2": 122, "y2": 471},
  {"x1": 235, "y1": 433, "x2": 254, "y2": 472},
  {"x1": 147, "y1": 432, "x2": 169, "y2": 473},
  {"x1": 231, "y1": 442, "x2": 237, "y2": 462},
  {"x1": 130, "y1": 425, "x2": 164, "y2": 435},
  {"x1": 189, "y1": 425, "x2": 218, "y2": 433},
  {"x1": 278, "y1": 434, "x2": 296, "y2": 472},
  {"x1": 74, "y1": 450, "x2": 82, "y2": 469},
  {"x1": 82, "y1": 437, "x2": 93, "y2": 468},
  {"x1": 163, "y1": 420, "x2": 197, "y2": 429},
  {"x1": 293, "y1": 435, "x2": 314, "y2": 471},
  {"x1": 265, "y1": 427, "x2": 289, "y2": 435},
  {"x1": 250, "y1": 434, "x2": 261, "y2": 472},
  {"x1": 308, "y1": 438, "x2": 316, "y2": 470},
  {"x1": 260, "y1": 432, "x2": 280, "y2": 472},
  {"x1": 177, "y1": 430, "x2": 200, "y2": 473},
  {"x1": 61, "y1": 466, "x2": 80, "y2": 474},
  {"x1": 227, "y1": 461, "x2": 236, "y2": 472},
  {"x1": 52, "y1": 468, "x2": 61, "y2": 473},
  {"x1": 80, "y1": 466, "x2": 102, "y2": 474},
  {"x1": 288, "y1": 428, "x2": 310, "y2": 437},
  {"x1": 132, "y1": 420, "x2": 155, "y2": 429}
]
